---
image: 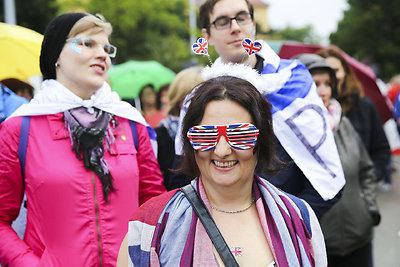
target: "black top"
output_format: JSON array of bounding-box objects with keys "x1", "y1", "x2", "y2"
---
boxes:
[{"x1": 345, "y1": 95, "x2": 391, "y2": 180}]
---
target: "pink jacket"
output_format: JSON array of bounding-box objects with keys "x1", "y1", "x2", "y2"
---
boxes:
[{"x1": 0, "y1": 114, "x2": 166, "y2": 266}]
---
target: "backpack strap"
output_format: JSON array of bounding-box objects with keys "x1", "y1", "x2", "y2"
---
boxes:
[
  {"x1": 18, "y1": 116, "x2": 30, "y2": 187},
  {"x1": 0, "y1": 84, "x2": 6, "y2": 123},
  {"x1": 129, "y1": 120, "x2": 139, "y2": 151}
]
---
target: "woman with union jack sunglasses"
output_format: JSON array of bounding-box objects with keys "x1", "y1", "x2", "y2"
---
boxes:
[{"x1": 119, "y1": 73, "x2": 327, "y2": 267}]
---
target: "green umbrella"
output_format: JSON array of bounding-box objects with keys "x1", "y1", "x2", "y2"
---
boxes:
[{"x1": 108, "y1": 60, "x2": 175, "y2": 99}]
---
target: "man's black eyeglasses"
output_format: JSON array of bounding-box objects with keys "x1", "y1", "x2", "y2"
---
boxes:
[{"x1": 209, "y1": 11, "x2": 253, "y2": 30}]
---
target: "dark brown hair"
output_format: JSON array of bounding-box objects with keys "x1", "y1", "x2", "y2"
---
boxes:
[
  {"x1": 1, "y1": 78, "x2": 34, "y2": 100},
  {"x1": 181, "y1": 76, "x2": 280, "y2": 179},
  {"x1": 199, "y1": 0, "x2": 254, "y2": 34},
  {"x1": 316, "y1": 47, "x2": 364, "y2": 112},
  {"x1": 156, "y1": 84, "x2": 169, "y2": 110}
]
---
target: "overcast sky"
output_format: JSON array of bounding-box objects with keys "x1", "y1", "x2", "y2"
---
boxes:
[{"x1": 267, "y1": 0, "x2": 349, "y2": 44}]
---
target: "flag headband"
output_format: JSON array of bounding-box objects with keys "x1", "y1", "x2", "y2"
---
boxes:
[
  {"x1": 190, "y1": 37, "x2": 270, "y2": 94},
  {"x1": 191, "y1": 37, "x2": 262, "y2": 66},
  {"x1": 187, "y1": 123, "x2": 259, "y2": 151}
]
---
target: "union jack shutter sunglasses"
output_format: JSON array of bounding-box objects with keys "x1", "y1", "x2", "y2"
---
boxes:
[{"x1": 187, "y1": 123, "x2": 259, "y2": 151}]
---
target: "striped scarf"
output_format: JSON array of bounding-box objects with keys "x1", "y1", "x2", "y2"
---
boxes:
[{"x1": 128, "y1": 176, "x2": 326, "y2": 266}]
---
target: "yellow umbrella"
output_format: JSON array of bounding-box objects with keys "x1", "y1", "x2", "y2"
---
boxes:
[{"x1": 0, "y1": 22, "x2": 43, "y2": 82}]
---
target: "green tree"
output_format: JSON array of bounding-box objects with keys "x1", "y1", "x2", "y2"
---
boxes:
[
  {"x1": 330, "y1": 0, "x2": 400, "y2": 80},
  {"x1": 267, "y1": 25, "x2": 321, "y2": 44},
  {"x1": 0, "y1": 0, "x2": 58, "y2": 34},
  {"x1": 57, "y1": 0, "x2": 194, "y2": 72}
]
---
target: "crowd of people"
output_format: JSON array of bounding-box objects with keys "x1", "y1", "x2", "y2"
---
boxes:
[{"x1": 0, "y1": 0, "x2": 396, "y2": 266}]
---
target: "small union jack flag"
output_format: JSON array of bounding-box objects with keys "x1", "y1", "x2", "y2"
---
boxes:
[
  {"x1": 231, "y1": 247, "x2": 243, "y2": 257},
  {"x1": 192, "y1": 38, "x2": 208, "y2": 55},
  {"x1": 242, "y1": 38, "x2": 262, "y2": 56}
]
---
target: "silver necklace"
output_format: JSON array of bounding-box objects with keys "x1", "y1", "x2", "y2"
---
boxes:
[{"x1": 211, "y1": 198, "x2": 255, "y2": 214}]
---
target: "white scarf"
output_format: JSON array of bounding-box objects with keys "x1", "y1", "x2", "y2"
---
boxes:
[
  {"x1": 10, "y1": 79, "x2": 148, "y2": 127},
  {"x1": 209, "y1": 40, "x2": 292, "y2": 95}
]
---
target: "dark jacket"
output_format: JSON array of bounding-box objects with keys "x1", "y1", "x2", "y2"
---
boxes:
[
  {"x1": 259, "y1": 138, "x2": 342, "y2": 220},
  {"x1": 155, "y1": 125, "x2": 191, "y2": 191},
  {"x1": 345, "y1": 96, "x2": 391, "y2": 180},
  {"x1": 320, "y1": 116, "x2": 379, "y2": 256}
]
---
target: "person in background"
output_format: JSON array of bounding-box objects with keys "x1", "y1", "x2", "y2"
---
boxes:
[
  {"x1": 139, "y1": 84, "x2": 166, "y2": 128},
  {"x1": 390, "y1": 74, "x2": 400, "y2": 133},
  {"x1": 1, "y1": 78, "x2": 35, "y2": 101},
  {"x1": 138, "y1": 84, "x2": 157, "y2": 115},
  {"x1": 316, "y1": 47, "x2": 390, "y2": 182},
  {"x1": 0, "y1": 12, "x2": 165, "y2": 266},
  {"x1": 386, "y1": 74, "x2": 400, "y2": 105},
  {"x1": 297, "y1": 53, "x2": 380, "y2": 267},
  {"x1": 0, "y1": 82, "x2": 28, "y2": 123},
  {"x1": 156, "y1": 83, "x2": 170, "y2": 114},
  {"x1": 175, "y1": 0, "x2": 346, "y2": 220},
  {"x1": 383, "y1": 74, "x2": 400, "y2": 192},
  {"x1": 118, "y1": 70, "x2": 327, "y2": 266},
  {"x1": 156, "y1": 66, "x2": 203, "y2": 190}
]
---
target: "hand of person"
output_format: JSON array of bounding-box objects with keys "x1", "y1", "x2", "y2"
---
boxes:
[{"x1": 369, "y1": 208, "x2": 381, "y2": 226}]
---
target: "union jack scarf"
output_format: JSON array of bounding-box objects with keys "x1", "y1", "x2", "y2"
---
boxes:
[{"x1": 127, "y1": 177, "x2": 327, "y2": 266}]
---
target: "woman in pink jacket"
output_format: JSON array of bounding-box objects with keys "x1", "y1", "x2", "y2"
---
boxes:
[{"x1": 0, "y1": 13, "x2": 166, "y2": 266}]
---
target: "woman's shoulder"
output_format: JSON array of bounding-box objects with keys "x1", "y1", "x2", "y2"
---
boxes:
[
  {"x1": 0, "y1": 116, "x2": 23, "y2": 148},
  {"x1": 338, "y1": 116, "x2": 358, "y2": 133},
  {"x1": 358, "y1": 96, "x2": 378, "y2": 112},
  {"x1": 360, "y1": 95, "x2": 374, "y2": 105},
  {"x1": 129, "y1": 189, "x2": 181, "y2": 224},
  {"x1": 114, "y1": 116, "x2": 149, "y2": 137},
  {"x1": 0, "y1": 116, "x2": 22, "y2": 132}
]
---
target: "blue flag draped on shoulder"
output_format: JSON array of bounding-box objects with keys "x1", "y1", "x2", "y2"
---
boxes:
[
  {"x1": 256, "y1": 41, "x2": 345, "y2": 200},
  {"x1": 263, "y1": 60, "x2": 345, "y2": 200},
  {"x1": 175, "y1": 41, "x2": 345, "y2": 200}
]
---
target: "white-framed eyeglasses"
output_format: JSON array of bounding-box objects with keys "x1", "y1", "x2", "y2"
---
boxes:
[{"x1": 66, "y1": 37, "x2": 117, "y2": 58}]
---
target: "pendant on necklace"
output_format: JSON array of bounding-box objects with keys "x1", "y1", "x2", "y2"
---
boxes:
[{"x1": 230, "y1": 247, "x2": 243, "y2": 257}]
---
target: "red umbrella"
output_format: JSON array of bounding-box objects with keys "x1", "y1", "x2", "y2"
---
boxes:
[{"x1": 278, "y1": 42, "x2": 393, "y2": 123}]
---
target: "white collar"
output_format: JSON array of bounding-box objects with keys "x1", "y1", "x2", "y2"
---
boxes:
[
  {"x1": 9, "y1": 79, "x2": 148, "y2": 126},
  {"x1": 213, "y1": 40, "x2": 280, "y2": 71}
]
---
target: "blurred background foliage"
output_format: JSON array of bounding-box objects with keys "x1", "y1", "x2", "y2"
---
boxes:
[
  {"x1": 330, "y1": 0, "x2": 400, "y2": 80},
  {"x1": 0, "y1": 0, "x2": 320, "y2": 72},
  {"x1": 1, "y1": 0, "x2": 399, "y2": 80}
]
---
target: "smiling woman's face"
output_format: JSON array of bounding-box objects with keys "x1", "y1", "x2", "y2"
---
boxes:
[
  {"x1": 194, "y1": 99, "x2": 258, "y2": 189},
  {"x1": 56, "y1": 29, "x2": 112, "y2": 100}
]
